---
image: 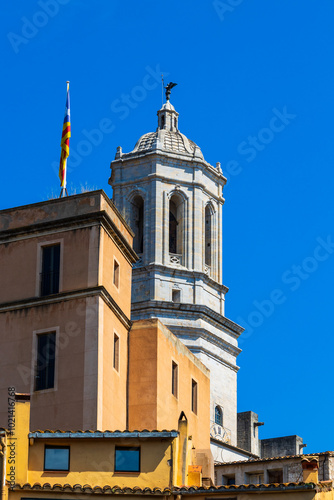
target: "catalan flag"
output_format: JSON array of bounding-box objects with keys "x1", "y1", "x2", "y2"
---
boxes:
[{"x1": 59, "y1": 82, "x2": 71, "y2": 188}]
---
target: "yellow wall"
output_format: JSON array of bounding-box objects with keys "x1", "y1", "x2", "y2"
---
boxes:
[
  {"x1": 128, "y1": 319, "x2": 211, "y2": 451},
  {"x1": 100, "y1": 228, "x2": 132, "y2": 317},
  {"x1": 100, "y1": 302, "x2": 128, "y2": 430},
  {"x1": 27, "y1": 437, "x2": 172, "y2": 489}
]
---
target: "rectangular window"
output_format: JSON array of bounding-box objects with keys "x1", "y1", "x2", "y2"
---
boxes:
[
  {"x1": 268, "y1": 469, "x2": 283, "y2": 483},
  {"x1": 113, "y1": 333, "x2": 119, "y2": 372},
  {"x1": 222, "y1": 475, "x2": 236, "y2": 485},
  {"x1": 115, "y1": 446, "x2": 140, "y2": 472},
  {"x1": 172, "y1": 361, "x2": 178, "y2": 397},
  {"x1": 35, "y1": 332, "x2": 56, "y2": 391},
  {"x1": 44, "y1": 446, "x2": 70, "y2": 471},
  {"x1": 40, "y1": 244, "x2": 60, "y2": 296},
  {"x1": 191, "y1": 379, "x2": 198, "y2": 415},
  {"x1": 113, "y1": 259, "x2": 120, "y2": 289},
  {"x1": 172, "y1": 289, "x2": 181, "y2": 303},
  {"x1": 248, "y1": 472, "x2": 264, "y2": 484}
]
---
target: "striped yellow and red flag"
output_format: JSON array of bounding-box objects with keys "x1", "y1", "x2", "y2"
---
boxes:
[{"x1": 59, "y1": 82, "x2": 71, "y2": 188}]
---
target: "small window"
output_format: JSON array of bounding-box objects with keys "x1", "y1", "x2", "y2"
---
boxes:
[
  {"x1": 113, "y1": 259, "x2": 120, "y2": 288},
  {"x1": 215, "y1": 405, "x2": 223, "y2": 426},
  {"x1": 222, "y1": 475, "x2": 236, "y2": 485},
  {"x1": 113, "y1": 333, "x2": 119, "y2": 372},
  {"x1": 115, "y1": 446, "x2": 140, "y2": 472},
  {"x1": 40, "y1": 244, "x2": 60, "y2": 296},
  {"x1": 268, "y1": 469, "x2": 283, "y2": 483},
  {"x1": 248, "y1": 473, "x2": 264, "y2": 484},
  {"x1": 191, "y1": 379, "x2": 198, "y2": 415},
  {"x1": 35, "y1": 332, "x2": 56, "y2": 391},
  {"x1": 172, "y1": 361, "x2": 178, "y2": 397},
  {"x1": 172, "y1": 289, "x2": 181, "y2": 303},
  {"x1": 44, "y1": 446, "x2": 69, "y2": 471}
]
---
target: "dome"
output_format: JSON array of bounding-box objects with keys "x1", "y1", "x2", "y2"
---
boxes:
[
  {"x1": 131, "y1": 129, "x2": 204, "y2": 159},
  {"x1": 121, "y1": 101, "x2": 204, "y2": 160}
]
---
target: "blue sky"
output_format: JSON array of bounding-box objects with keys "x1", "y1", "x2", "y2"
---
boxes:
[{"x1": 2, "y1": 1, "x2": 334, "y2": 453}]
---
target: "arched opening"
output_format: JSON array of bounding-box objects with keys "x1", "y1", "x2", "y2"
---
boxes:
[
  {"x1": 215, "y1": 405, "x2": 223, "y2": 426},
  {"x1": 205, "y1": 205, "x2": 212, "y2": 267},
  {"x1": 169, "y1": 194, "x2": 183, "y2": 260},
  {"x1": 161, "y1": 115, "x2": 165, "y2": 129},
  {"x1": 130, "y1": 195, "x2": 144, "y2": 254}
]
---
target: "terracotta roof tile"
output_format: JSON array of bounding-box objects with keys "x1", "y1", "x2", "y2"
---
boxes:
[
  {"x1": 11, "y1": 481, "x2": 332, "y2": 495},
  {"x1": 30, "y1": 429, "x2": 178, "y2": 434},
  {"x1": 214, "y1": 451, "x2": 334, "y2": 466}
]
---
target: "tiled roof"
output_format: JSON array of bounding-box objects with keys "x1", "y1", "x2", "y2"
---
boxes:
[
  {"x1": 29, "y1": 430, "x2": 179, "y2": 439},
  {"x1": 215, "y1": 451, "x2": 334, "y2": 466},
  {"x1": 11, "y1": 483, "x2": 173, "y2": 495},
  {"x1": 11, "y1": 481, "x2": 332, "y2": 495}
]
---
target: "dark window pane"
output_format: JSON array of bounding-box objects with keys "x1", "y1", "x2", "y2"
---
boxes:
[
  {"x1": 44, "y1": 447, "x2": 69, "y2": 471},
  {"x1": 41, "y1": 244, "x2": 60, "y2": 296},
  {"x1": 113, "y1": 334, "x2": 119, "y2": 371},
  {"x1": 192, "y1": 379, "x2": 198, "y2": 414},
  {"x1": 36, "y1": 333, "x2": 55, "y2": 391},
  {"x1": 215, "y1": 406, "x2": 223, "y2": 425},
  {"x1": 172, "y1": 362, "x2": 178, "y2": 397},
  {"x1": 169, "y1": 209, "x2": 177, "y2": 254},
  {"x1": 115, "y1": 447, "x2": 140, "y2": 472}
]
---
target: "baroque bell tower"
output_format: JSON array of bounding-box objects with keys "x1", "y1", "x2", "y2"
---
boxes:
[{"x1": 109, "y1": 91, "x2": 244, "y2": 460}]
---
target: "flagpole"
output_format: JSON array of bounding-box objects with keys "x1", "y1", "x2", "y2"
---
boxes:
[{"x1": 59, "y1": 81, "x2": 70, "y2": 198}]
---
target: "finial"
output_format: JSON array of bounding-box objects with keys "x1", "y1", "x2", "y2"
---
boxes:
[{"x1": 164, "y1": 82, "x2": 177, "y2": 101}]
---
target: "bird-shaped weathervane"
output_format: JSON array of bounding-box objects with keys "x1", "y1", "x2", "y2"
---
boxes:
[{"x1": 164, "y1": 82, "x2": 177, "y2": 101}]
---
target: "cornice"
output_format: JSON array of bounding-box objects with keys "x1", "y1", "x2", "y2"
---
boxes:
[
  {"x1": 0, "y1": 211, "x2": 137, "y2": 266},
  {"x1": 0, "y1": 286, "x2": 132, "y2": 330},
  {"x1": 111, "y1": 174, "x2": 225, "y2": 206},
  {"x1": 131, "y1": 300, "x2": 244, "y2": 338},
  {"x1": 133, "y1": 264, "x2": 229, "y2": 295}
]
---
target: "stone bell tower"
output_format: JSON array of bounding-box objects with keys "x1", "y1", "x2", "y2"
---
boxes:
[{"x1": 109, "y1": 95, "x2": 244, "y2": 460}]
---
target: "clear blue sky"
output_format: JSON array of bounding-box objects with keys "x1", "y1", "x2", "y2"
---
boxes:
[{"x1": 2, "y1": 1, "x2": 334, "y2": 453}]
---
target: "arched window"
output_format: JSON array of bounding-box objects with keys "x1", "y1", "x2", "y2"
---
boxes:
[
  {"x1": 205, "y1": 205, "x2": 212, "y2": 267},
  {"x1": 215, "y1": 405, "x2": 223, "y2": 426},
  {"x1": 161, "y1": 115, "x2": 165, "y2": 129},
  {"x1": 169, "y1": 194, "x2": 183, "y2": 258},
  {"x1": 130, "y1": 195, "x2": 144, "y2": 254}
]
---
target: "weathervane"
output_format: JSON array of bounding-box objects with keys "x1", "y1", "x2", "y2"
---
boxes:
[{"x1": 164, "y1": 82, "x2": 177, "y2": 101}]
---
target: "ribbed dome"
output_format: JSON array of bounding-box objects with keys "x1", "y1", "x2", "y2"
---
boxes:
[
  {"x1": 122, "y1": 101, "x2": 204, "y2": 160},
  {"x1": 131, "y1": 129, "x2": 204, "y2": 159}
]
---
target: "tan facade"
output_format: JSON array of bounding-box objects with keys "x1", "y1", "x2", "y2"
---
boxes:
[
  {"x1": 128, "y1": 319, "x2": 211, "y2": 452},
  {"x1": 0, "y1": 191, "x2": 136, "y2": 431}
]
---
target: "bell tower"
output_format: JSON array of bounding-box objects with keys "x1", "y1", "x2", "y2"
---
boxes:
[{"x1": 109, "y1": 97, "x2": 244, "y2": 460}]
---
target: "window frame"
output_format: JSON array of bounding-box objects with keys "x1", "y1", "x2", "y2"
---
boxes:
[
  {"x1": 191, "y1": 378, "x2": 198, "y2": 415},
  {"x1": 114, "y1": 446, "x2": 140, "y2": 473},
  {"x1": 44, "y1": 445, "x2": 70, "y2": 472},
  {"x1": 172, "y1": 361, "x2": 178, "y2": 398},
  {"x1": 35, "y1": 332, "x2": 56, "y2": 392},
  {"x1": 31, "y1": 327, "x2": 59, "y2": 394},
  {"x1": 215, "y1": 405, "x2": 223, "y2": 426},
  {"x1": 36, "y1": 239, "x2": 63, "y2": 297},
  {"x1": 172, "y1": 289, "x2": 181, "y2": 303},
  {"x1": 113, "y1": 258, "x2": 120, "y2": 289},
  {"x1": 113, "y1": 332, "x2": 120, "y2": 372}
]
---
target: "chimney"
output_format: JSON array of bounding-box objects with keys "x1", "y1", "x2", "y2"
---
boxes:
[{"x1": 301, "y1": 458, "x2": 319, "y2": 483}]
